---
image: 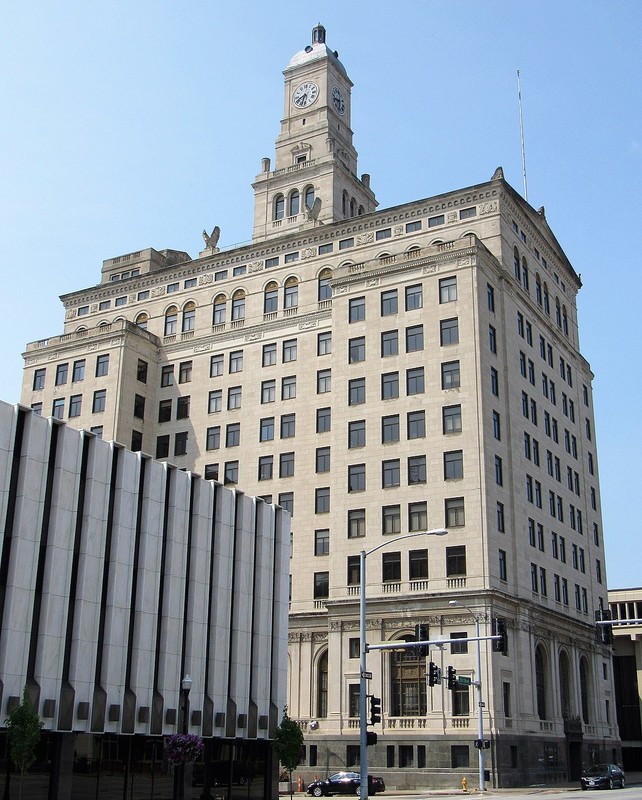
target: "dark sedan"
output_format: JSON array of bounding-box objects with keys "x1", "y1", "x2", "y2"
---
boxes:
[
  {"x1": 581, "y1": 763, "x2": 625, "y2": 790},
  {"x1": 306, "y1": 771, "x2": 385, "y2": 797}
]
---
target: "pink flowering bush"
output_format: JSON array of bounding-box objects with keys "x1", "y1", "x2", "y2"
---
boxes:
[{"x1": 165, "y1": 733, "x2": 204, "y2": 765}]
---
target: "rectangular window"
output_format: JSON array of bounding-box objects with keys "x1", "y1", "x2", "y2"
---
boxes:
[
  {"x1": 134, "y1": 394, "x2": 146, "y2": 420},
  {"x1": 317, "y1": 407, "x2": 331, "y2": 433},
  {"x1": 31, "y1": 403, "x2": 42, "y2": 416},
  {"x1": 409, "y1": 501, "x2": 427, "y2": 532},
  {"x1": 382, "y1": 415, "x2": 400, "y2": 443},
  {"x1": 206, "y1": 426, "x2": 221, "y2": 451},
  {"x1": 339, "y1": 237, "x2": 354, "y2": 250},
  {"x1": 316, "y1": 446, "x2": 331, "y2": 473},
  {"x1": 499, "y1": 549, "x2": 507, "y2": 581},
  {"x1": 174, "y1": 431, "x2": 188, "y2": 456},
  {"x1": 313, "y1": 572, "x2": 329, "y2": 599},
  {"x1": 158, "y1": 399, "x2": 172, "y2": 422},
  {"x1": 489, "y1": 325, "x2": 497, "y2": 353},
  {"x1": 347, "y1": 555, "x2": 361, "y2": 586},
  {"x1": 406, "y1": 367, "x2": 425, "y2": 395},
  {"x1": 349, "y1": 336, "x2": 366, "y2": 363},
  {"x1": 281, "y1": 413, "x2": 296, "y2": 438},
  {"x1": 382, "y1": 459, "x2": 400, "y2": 488},
  {"x1": 443, "y1": 405, "x2": 462, "y2": 434},
  {"x1": 261, "y1": 380, "x2": 276, "y2": 404},
  {"x1": 348, "y1": 463, "x2": 366, "y2": 493},
  {"x1": 95, "y1": 354, "x2": 109, "y2": 377},
  {"x1": 92, "y1": 389, "x2": 106, "y2": 413},
  {"x1": 444, "y1": 450, "x2": 463, "y2": 480},
  {"x1": 137, "y1": 360, "x2": 148, "y2": 383},
  {"x1": 208, "y1": 389, "x2": 222, "y2": 413},
  {"x1": 495, "y1": 455, "x2": 503, "y2": 486},
  {"x1": 315, "y1": 529, "x2": 329, "y2": 556},
  {"x1": 376, "y1": 227, "x2": 391, "y2": 241},
  {"x1": 349, "y1": 296, "x2": 365, "y2": 322},
  {"x1": 442, "y1": 360, "x2": 460, "y2": 389},
  {"x1": 319, "y1": 243, "x2": 333, "y2": 255},
  {"x1": 280, "y1": 452, "x2": 295, "y2": 478},
  {"x1": 176, "y1": 396, "x2": 189, "y2": 420},
  {"x1": 445, "y1": 497, "x2": 465, "y2": 528},
  {"x1": 69, "y1": 394, "x2": 82, "y2": 417},
  {"x1": 440, "y1": 318, "x2": 459, "y2": 346},
  {"x1": 72, "y1": 360, "x2": 85, "y2": 382},
  {"x1": 409, "y1": 549, "x2": 428, "y2": 580},
  {"x1": 493, "y1": 411, "x2": 501, "y2": 440},
  {"x1": 428, "y1": 214, "x2": 445, "y2": 228},
  {"x1": 381, "y1": 372, "x2": 399, "y2": 400},
  {"x1": 407, "y1": 410, "x2": 425, "y2": 439},
  {"x1": 316, "y1": 331, "x2": 332, "y2": 356},
  {"x1": 349, "y1": 419, "x2": 366, "y2": 448},
  {"x1": 229, "y1": 350, "x2": 244, "y2": 372},
  {"x1": 55, "y1": 363, "x2": 68, "y2": 386},
  {"x1": 439, "y1": 276, "x2": 457, "y2": 303},
  {"x1": 317, "y1": 368, "x2": 332, "y2": 394},
  {"x1": 156, "y1": 435, "x2": 170, "y2": 459},
  {"x1": 315, "y1": 487, "x2": 330, "y2": 514},
  {"x1": 226, "y1": 423, "x2": 240, "y2": 447},
  {"x1": 446, "y1": 545, "x2": 466, "y2": 576},
  {"x1": 348, "y1": 509, "x2": 366, "y2": 539},
  {"x1": 381, "y1": 330, "x2": 399, "y2": 357},
  {"x1": 451, "y1": 746, "x2": 470, "y2": 769},
  {"x1": 408, "y1": 455, "x2": 426, "y2": 484},
  {"x1": 451, "y1": 632, "x2": 468, "y2": 655},
  {"x1": 487, "y1": 283, "x2": 495, "y2": 312},
  {"x1": 210, "y1": 354, "x2": 224, "y2": 376},
  {"x1": 405, "y1": 324, "x2": 424, "y2": 352},
  {"x1": 224, "y1": 461, "x2": 239, "y2": 485},
  {"x1": 204, "y1": 464, "x2": 219, "y2": 481},
  {"x1": 382, "y1": 505, "x2": 401, "y2": 535},
  {"x1": 260, "y1": 417, "x2": 275, "y2": 442},
  {"x1": 405, "y1": 284, "x2": 423, "y2": 310},
  {"x1": 258, "y1": 455, "x2": 273, "y2": 481},
  {"x1": 33, "y1": 368, "x2": 46, "y2": 390},
  {"x1": 228, "y1": 385, "x2": 242, "y2": 409},
  {"x1": 349, "y1": 377, "x2": 366, "y2": 405},
  {"x1": 491, "y1": 366, "x2": 499, "y2": 397},
  {"x1": 381, "y1": 289, "x2": 398, "y2": 316},
  {"x1": 282, "y1": 339, "x2": 297, "y2": 362},
  {"x1": 382, "y1": 551, "x2": 401, "y2": 582},
  {"x1": 178, "y1": 361, "x2": 192, "y2": 383}
]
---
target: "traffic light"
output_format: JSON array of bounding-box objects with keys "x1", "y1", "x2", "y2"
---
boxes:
[
  {"x1": 428, "y1": 662, "x2": 441, "y2": 687},
  {"x1": 414, "y1": 623, "x2": 429, "y2": 658},
  {"x1": 447, "y1": 665, "x2": 457, "y2": 690},
  {"x1": 595, "y1": 608, "x2": 613, "y2": 645},
  {"x1": 369, "y1": 695, "x2": 381, "y2": 725},
  {"x1": 366, "y1": 731, "x2": 378, "y2": 746},
  {"x1": 492, "y1": 617, "x2": 507, "y2": 654}
]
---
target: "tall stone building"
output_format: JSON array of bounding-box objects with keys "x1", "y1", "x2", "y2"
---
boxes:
[{"x1": 20, "y1": 24, "x2": 617, "y2": 788}]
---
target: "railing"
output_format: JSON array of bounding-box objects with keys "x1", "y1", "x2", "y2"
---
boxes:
[
  {"x1": 181, "y1": 331, "x2": 194, "y2": 341},
  {"x1": 212, "y1": 323, "x2": 225, "y2": 333},
  {"x1": 409, "y1": 580, "x2": 430, "y2": 591},
  {"x1": 447, "y1": 577, "x2": 467, "y2": 589},
  {"x1": 452, "y1": 718, "x2": 470, "y2": 728},
  {"x1": 380, "y1": 256, "x2": 397, "y2": 266},
  {"x1": 163, "y1": 334, "x2": 177, "y2": 344},
  {"x1": 284, "y1": 307, "x2": 298, "y2": 317},
  {"x1": 318, "y1": 299, "x2": 332, "y2": 311},
  {"x1": 273, "y1": 159, "x2": 316, "y2": 177},
  {"x1": 313, "y1": 600, "x2": 327, "y2": 610},
  {"x1": 263, "y1": 312, "x2": 277, "y2": 322},
  {"x1": 540, "y1": 720, "x2": 554, "y2": 732},
  {"x1": 231, "y1": 319, "x2": 245, "y2": 329},
  {"x1": 382, "y1": 582, "x2": 401, "y2": 594}
]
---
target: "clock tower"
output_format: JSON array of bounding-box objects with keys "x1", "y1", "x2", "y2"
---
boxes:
[{"x1": 252, "y1": 24, "x2": 377, "y2": 240}]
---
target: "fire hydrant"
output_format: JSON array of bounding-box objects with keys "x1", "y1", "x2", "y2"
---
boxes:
[
  {"x1": 297, "y1": 774, "x2": 303, "y2": 792},
  {"x1": 461, "y1": 776, "x2": 469, "y2": 793}
]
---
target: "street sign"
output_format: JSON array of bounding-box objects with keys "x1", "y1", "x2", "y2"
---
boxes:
[
  {"x1": 457, "y1": 676, "x2": 472, "y2": 686},
  {"x1": 361, "y1": 670, "x2": 372, "y2": 679}
]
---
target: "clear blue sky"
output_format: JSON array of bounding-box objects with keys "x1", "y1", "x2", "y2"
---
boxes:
[{"x1": 1, "y1": 1, "x2": 640, "y2": 588}]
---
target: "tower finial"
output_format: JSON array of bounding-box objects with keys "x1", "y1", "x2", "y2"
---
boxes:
[{"x1": 312, "y1": 23, "x2": 326, "y2": 45}]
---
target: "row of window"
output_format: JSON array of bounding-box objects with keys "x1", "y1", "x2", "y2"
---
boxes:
[
  {"x1": 32, "y1": 355, "x2": 110, "y2": 390},
  {"x1": 32, "y1": 389, "x2": 107, "y2": 419},
  {"x1": 513, "y1": 244, "x2": 570, "y2": 337},
  {"x1": 530, "y1": 564, "x2": 590, "y2": 612}
]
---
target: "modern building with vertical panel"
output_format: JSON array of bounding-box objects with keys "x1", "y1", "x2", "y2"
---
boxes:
[
  {"x1": 0, "y1": 400, "x2": 289, "y2": 799},
  {"x1": 19, "y1": 24, "x2": 616, "y2": 789}
]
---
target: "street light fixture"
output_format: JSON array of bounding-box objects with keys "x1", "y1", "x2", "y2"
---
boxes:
[
  {"x1": 449, "y1": 600, "x2": 486, "y2": 792},
  {"x1": 175, "y1": 673, "x2": 193, "y2": 800},
  {"x1": 359, "y1": 528, "x2": 448, "y2": 800}
]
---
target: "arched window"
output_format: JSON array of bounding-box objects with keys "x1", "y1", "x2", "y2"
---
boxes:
[
  {"x1": 579, "y1": 657, "x2": 590, "y2": 723},
  {"x1": 514, "y1": 247, "x2": 521, "y2": 281},
  {"x1": 350, "y1": 198, "x2": 356, "y2": 217},
  {"x1": 559, "y1": 651, "x2": 572, "y2": 718},
  {"x1": 535, "y1": 274, "x2": 542, "y2": 306},
  {"x1": 135, "y1": 312, "x2": 148, "y2": 330},
  {"x1": 264, "y1": 281, "x2": 278, "y2": 314},
  {"x1": 358, "y1": 205, "x2": 365, "y2": 216},
  {"x1": 231, "y1": 290, "x2": 245, "y2": 321},
  {"x1": 164, "y1": 305, "x2": 178, "y2": 336},
  {"x1": 317, "y1": 651, "x2": 328, "y2": 718},
  {"x1": 390, "y1": 635, "x2": 426, "y2": 717},
  {"x1": 289, "y1": 190, "x2": 300, "y2": 217},
  {"x1": 342, "y1": 191, "x2": 348, "y2": 216},
  {"x1": 274, "y1": 194, "x2": 285, "y2": 221},
  {"x1": 304, "y1": 185, "x2": 315, "y2": 210},
  {"x1": 543, "y1": 283, "x2": 550, "y2": 315},
  {"x1": 535, "y1": 645, "x2": 547, "y2": 720},
  {"x1": 318, "y1": 268, "x2": 332, "y2": 302},
  {"x1": 182, "y1": 301, "x2": 196, "y2": 332},
  {"x1": 522, "y1": 257, "x2": 529, "y2": 291},
  {"x1": 213, "y1": 295, "x2": 226, "y2": 325},
  {"x1": 562, "y1": 305, "x2": 568, "y2": 336},
  {"x1": 284, "y1": 277, "x2": 299, "y2": 309},
  {"x1": 555, "y1": 298, "x2": 562, "y2": 328}
]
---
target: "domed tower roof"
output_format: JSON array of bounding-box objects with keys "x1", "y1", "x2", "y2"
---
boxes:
[{"x1": 285, "y1": 24, "x2": 347, "y2": 78}]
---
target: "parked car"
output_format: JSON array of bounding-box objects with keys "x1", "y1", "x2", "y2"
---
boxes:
[
  {"x1": 306, "y1": 771, "x2": 385, "y2": 797},
  {"x1": 581, "y1": 764, "x2": 625, "y2": 790}
]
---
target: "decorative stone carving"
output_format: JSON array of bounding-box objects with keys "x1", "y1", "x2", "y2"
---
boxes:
[
  {"x1": 422, "y1": 263, "x2": 437, "y2": 274},
  {"x1": 301, "y1": 248, "x2": 316, "y2": 259},
  {"x1": 366, "y1": 278, "x2": 380, "y2": 287},
  {"x1": 299, "y1": 320, "x2": 317, "y2": 330},
  {"x1": 199, "y1": 274, "x2": 213, "y2": 285},
  {"x1": 457, "y1": 257, "x2": 471, "y2": 267},
  {"x1": 245, "y1": 332, "x2": 264, "y2": 341},
  {"x1": 393, "y1": 225, "x2": 404, "y2": 236},
  {"x1": 333, "y1": 285, "x2": 349, "y2": 294},
  {"x1": 248, "y1": 260, "x2": 263, "y2": 272},
  {"x1": 65, "y1": 309, "x2": 76, "y2": 319},
  {"x1": 90, "y1": 304, "x2": 98, "y2": 313},
  {"x1": 194, "y1": 343, "x2": 212, "y2": 353},
  {"x1": 356, "y1": 232, "x2": 374, "y2": 246},
  {"x1": 87, "y1": 343, "x2": 98, "y2": 351},
  {"x1": 129, "y1": 294, "x2": 136, "y2": 303},
  {"x1": 447, "y1": 212, "x2": 457, "y2": 224},
  {"x1": 152, "y1": 286, "x2": 165, "y2": 297},
  {"x1": 480, "y1": 200, "x2": 498, "y2": 214}
]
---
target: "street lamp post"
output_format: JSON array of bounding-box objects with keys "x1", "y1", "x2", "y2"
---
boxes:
[
  {"x1": 175, "y1": 673, "x2": 192, "y2": 800},
  {"x1": 449, "y1": 600, "x2": 485, "y2": 792},
  {"x1": 359, "y1": 528, "x2": 448, "y2": 800}
]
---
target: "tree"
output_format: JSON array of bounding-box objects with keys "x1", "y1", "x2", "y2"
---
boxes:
[
  {"x1": 273, "y1": 708, "x2": 304, "y2": 800},
  {"x1": 4, "y1": 688, "x2": 43, "y2": 800}
]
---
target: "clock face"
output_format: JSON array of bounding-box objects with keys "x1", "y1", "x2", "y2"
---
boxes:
[
  {"x1": 332, "y1": 86, "x2": 346, "y2": 116},
  {"x1": 293, "y1": 82, "x2": 319, "y2": 109}
]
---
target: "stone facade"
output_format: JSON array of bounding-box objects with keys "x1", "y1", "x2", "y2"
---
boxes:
[{"x1": 19, "y1": 24, "x2": 618, "y2": 789}]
